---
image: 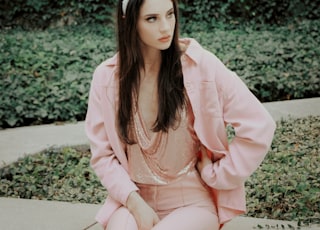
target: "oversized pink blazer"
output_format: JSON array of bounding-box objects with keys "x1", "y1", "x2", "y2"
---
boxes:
[{"x1": 85, "y1": 38, "x2": 276, "y2": 228}]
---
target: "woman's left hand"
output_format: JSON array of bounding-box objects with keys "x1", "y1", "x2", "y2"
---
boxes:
[{"x1": 196, "y1": 145, "x2": 212, "y2": 173}]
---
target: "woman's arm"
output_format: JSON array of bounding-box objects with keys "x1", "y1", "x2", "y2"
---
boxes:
[
  {"x1": 126, "y1": 191, "x2": 160, "y2": 229},
  {"x1": 85, "y1": 65, "x2": 138, "y2": 205},
  {"x1": 199, "y1": 52, "x2": 276, "y2": 190}
]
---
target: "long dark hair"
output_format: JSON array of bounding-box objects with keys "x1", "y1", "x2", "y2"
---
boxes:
[{"x1": 116, "y1": 0, "x2": 184, "y2": 144}]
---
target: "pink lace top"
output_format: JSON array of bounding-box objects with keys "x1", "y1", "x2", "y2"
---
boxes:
[{"x1": 127, "y1": 101, "x2": 200, "y2": 185}]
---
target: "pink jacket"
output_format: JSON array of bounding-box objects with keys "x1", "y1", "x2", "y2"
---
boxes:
[{"x1": 85, "y1": 38, "x2": 276, "y2": 228}]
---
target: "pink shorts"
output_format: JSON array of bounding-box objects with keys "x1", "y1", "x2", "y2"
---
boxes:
[
  {"x1": 106, "y1": 170, "x2": 219, "y2": 230},
  {"x1": 137, "y1": 169, "x2": 217, "y2": 219}
]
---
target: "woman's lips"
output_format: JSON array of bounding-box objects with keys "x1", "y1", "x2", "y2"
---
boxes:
[{"x1": 159, "y1": 36, "x2": 171, "y2": 42}]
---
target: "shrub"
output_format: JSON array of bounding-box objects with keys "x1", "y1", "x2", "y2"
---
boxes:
[
  {"x1": 0, "y1": 21, "x2": 319, "y2": 128},
  {"x1": 184, "y1": 20, "x2": 320, "y2": 101},
  {"x1": 179, "y1": 0, "x2": 320, "y2": 27},
  {"x1": 0, "y1": 0, "x2": 116, "y2": 29},
  {"x1": 1, "y1": 0, "x2": 319, "y2": 29},
  {"x1": 0, "y1": 25, "x2": 116, "y2": 128}
]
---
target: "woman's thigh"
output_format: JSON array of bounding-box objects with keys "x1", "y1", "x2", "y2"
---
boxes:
[
  {"x1": 152, "y1": 206, "x2": 219, "y2": 230},
  {"x1": 106, "y1": 207, "x2": 138, "y2": 230}
]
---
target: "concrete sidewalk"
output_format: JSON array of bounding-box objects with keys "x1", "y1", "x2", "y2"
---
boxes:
[
  {"x1": 1, "y1": 198, "x2": 317, "y2": 230},
  {"x1": 0, "y1": 198, "x2": 101, "y2": 230},
  {"x1": 0, "y1": 97, "x2": 320, "y2": 230}
]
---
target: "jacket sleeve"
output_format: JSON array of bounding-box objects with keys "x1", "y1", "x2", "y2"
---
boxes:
[
  {"x1": 85, "y1": 65, "x2": 138, "y2": 205},
  {"x1": 200, "y1": 52, "x2": 276, "y2": 190}
]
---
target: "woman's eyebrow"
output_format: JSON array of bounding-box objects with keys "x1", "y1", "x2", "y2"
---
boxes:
[{"x1": 143, "y1": 7, "x2": 174, "y2": 17}]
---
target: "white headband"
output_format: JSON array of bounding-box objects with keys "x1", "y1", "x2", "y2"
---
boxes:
[{"x1": 122, "y1": 0, "x2": 129, "y2": 15}]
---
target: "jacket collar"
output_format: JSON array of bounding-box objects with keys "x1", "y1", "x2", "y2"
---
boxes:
[
  {"x1": 105, "y1": 53, "x2": 119, "y2": 66},
  {"x1": 180, "y1": 38, "x2": 202, "y2": 65}
]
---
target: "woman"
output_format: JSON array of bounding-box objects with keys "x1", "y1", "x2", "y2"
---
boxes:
[{"x1": 85, "y1": 0, "x2": 276, "y2": 229}]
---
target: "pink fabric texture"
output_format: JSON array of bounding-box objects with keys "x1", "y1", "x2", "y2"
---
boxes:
[
  {"x1": 107, "y1": 206, "x2": 219, "y2": 230},
  {"x1": 127, "y1": 99, "x2": 199, "y2": 185},
  {"x1": 85, "y1": 38, "x2": 276, "y2": 228},
  {"x1": 137, "y1": 170, "x2": 217, "y2": 218},
  {"x1": 107, "y1": 170, "x2": 219, "y2": 230}
]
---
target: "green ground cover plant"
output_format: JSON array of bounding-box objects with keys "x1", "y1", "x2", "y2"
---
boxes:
[
  {"x1": 184, "y1": 20, "x2": 320, "y2": 102},
  {"x1": 0, "y1": 116, "x2": 319, "y2": 226},
  {"x1": 0, "y1": 25, "x2": 116, "y2": 128},
  {"x1": 1, "y1": 20, "x2": 319, "y2": 129},
  {"x1": 1, "y1": 0, "x2": 319, "y2": 29}
]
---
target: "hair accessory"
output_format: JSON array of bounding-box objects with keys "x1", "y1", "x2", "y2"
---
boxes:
[{"x1": 122, "y1": 0, "x2": 129, "y2": 15}]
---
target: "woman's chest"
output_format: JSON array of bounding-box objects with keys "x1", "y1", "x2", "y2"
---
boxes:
[{"x1": 138, "y1": 81, "x2": 159, "y2": 131}]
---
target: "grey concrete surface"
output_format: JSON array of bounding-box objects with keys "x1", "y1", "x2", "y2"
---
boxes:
[
  {"x1": 263, "y1": 97, "x2": 320, "y2": 121},
  {"x1": 0, "y1": 198, "x2": 101, "y2": 230},
  {"x1": 0, "y1": 121, "x2": 88, "y2": 166},
  {"x1": 0, "y1": 97, "x2": 319, "y2": 230},
  {"x1": 1, "y1": 197, "x2": 319, "y2": 230}
]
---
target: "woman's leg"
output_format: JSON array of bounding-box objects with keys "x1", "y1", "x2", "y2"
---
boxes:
[
  {"x1": 106, "y1": 207, "x2": 138, "y2": 230},
  {"x1": 152, "y1": 206, "x2": 219, "y2": 230}
]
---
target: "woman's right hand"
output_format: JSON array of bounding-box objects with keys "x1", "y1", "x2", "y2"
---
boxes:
[{"x1": 126, "y1": 191, "x2": 160, "y2": 230}]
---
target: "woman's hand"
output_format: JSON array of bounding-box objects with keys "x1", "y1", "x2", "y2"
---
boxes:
[
  {"x1": 196, "y1": 145, "x2": 212, "y2": 173},
  {"x1": 126, "y1": 191, "x2": 160, "y2": 230}
]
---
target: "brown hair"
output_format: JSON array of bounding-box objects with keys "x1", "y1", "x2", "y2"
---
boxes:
[{"x1": 116, "y1": 0, "x2": 184, "y2": 143}]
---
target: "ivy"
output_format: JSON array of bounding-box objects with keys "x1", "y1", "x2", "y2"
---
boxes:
[
  {"x1": 1, "y1": 0, "x2": 319, "y2": 29},
  {"x1": 1, "y1": 20, "x2": 319, "y2": 128}
]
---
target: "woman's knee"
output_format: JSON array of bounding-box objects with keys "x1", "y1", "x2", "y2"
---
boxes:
[{"x1": 106, "y1": 207, "x2": 138, "y2": 230}]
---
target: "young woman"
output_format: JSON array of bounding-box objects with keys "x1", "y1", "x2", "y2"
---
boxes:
[{"x1": 85, "y1": 0, "x2": 276, "y2": 229}]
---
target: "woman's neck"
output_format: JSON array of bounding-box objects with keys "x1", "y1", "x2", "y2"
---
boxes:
[{"x1": 141, "y1": 47, "x2": 161, "y2": 80}]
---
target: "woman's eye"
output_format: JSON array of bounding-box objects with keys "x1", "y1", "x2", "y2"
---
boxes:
[
  {"x1": 167, "y1": 11, "x2": 174, "y2": 18},
  {"x1": 146, "y1": 17, "x2": 157, "y2": 22}
]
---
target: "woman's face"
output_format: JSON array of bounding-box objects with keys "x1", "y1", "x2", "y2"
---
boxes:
[{"x1": 137, "y1": 0, "x2": 176, "y2": 53}]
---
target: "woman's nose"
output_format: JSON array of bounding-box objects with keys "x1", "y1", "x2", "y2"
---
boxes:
[{"x1": 159, "y1": 18, "x2": 170, "y2": 33}]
